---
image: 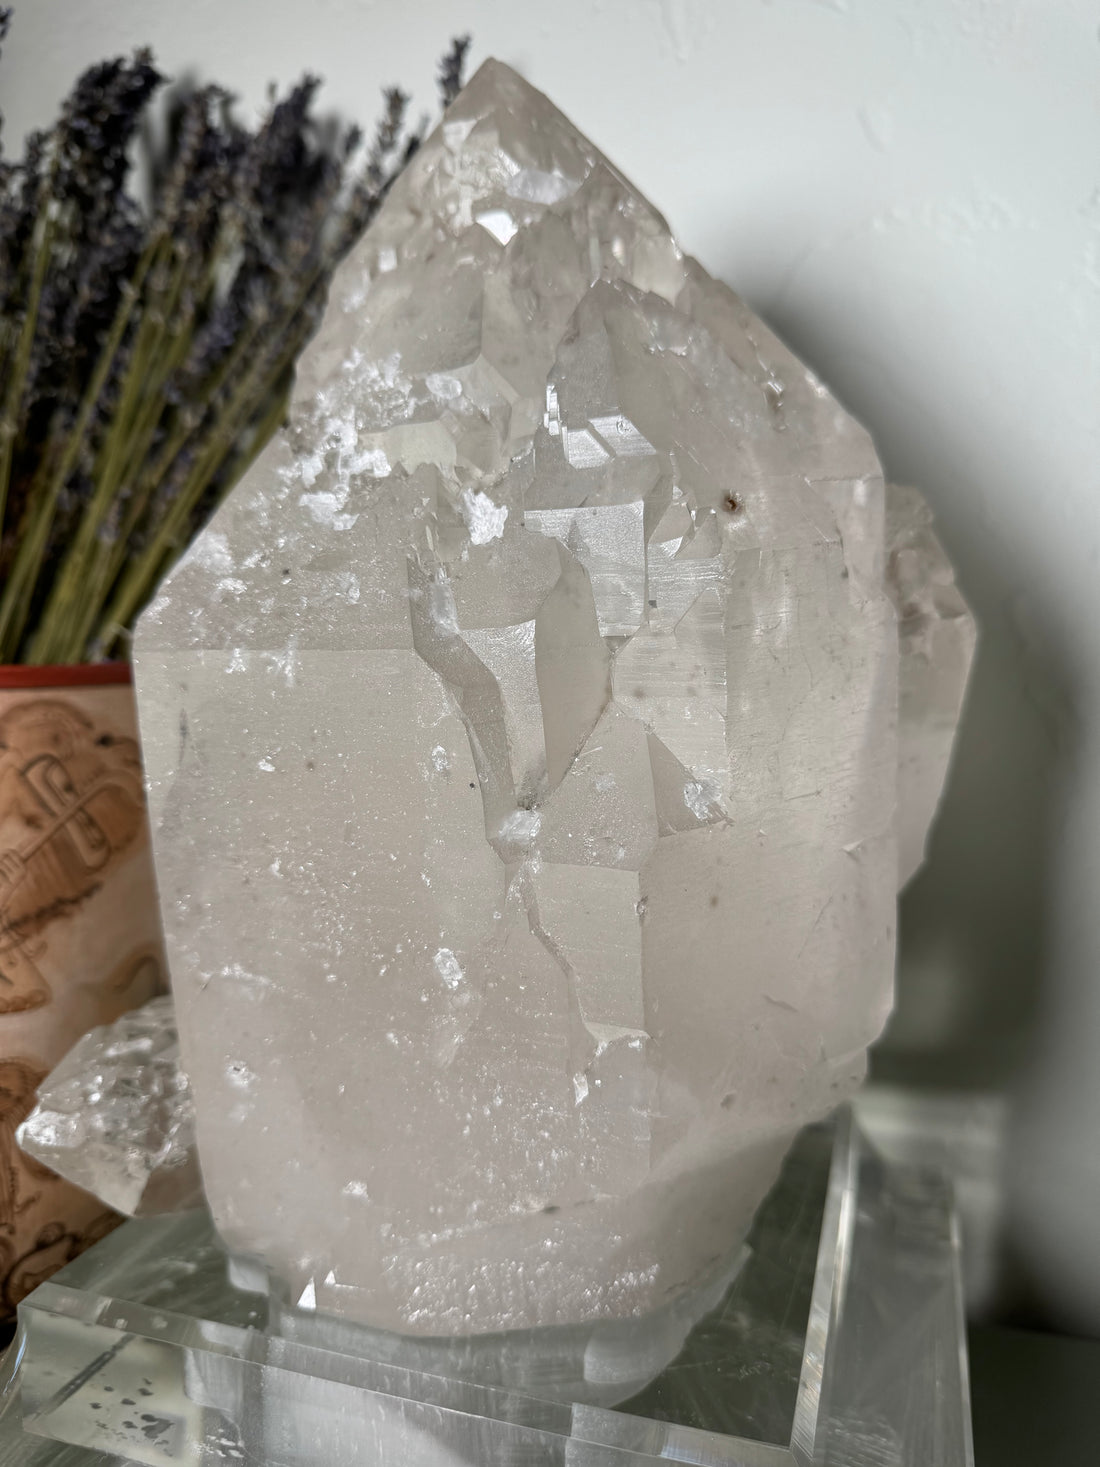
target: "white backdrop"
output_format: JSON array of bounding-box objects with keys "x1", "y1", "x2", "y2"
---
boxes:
[{"x1": 7, "y1": 0, "x2": 1099, "y2": 1331}]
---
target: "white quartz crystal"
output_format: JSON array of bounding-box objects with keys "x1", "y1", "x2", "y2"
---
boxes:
[
  {"x1": 16, "y1": 996, "x2": 201, "y2": 1216},
  {"x1": 134, "y1": 61, "x2": 972, "y2": 1335}
]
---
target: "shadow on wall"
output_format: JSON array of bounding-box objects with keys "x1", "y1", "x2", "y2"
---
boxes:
[
  {"x1": 746, "y1": 288, "x2": 1084, "y2": 1332},
  {"x1": 883, "y1": 602, "x2": 1078, "y2": 1097}
]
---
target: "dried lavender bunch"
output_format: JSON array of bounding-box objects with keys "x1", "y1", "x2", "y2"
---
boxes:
[{"x1": 0, "y1": 21, "x2": 471, "y2": 664}]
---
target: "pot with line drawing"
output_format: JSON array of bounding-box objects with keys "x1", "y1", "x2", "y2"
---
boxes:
[{"x1": 0, "y1": 663, "x2": 166, "y2": 1327}]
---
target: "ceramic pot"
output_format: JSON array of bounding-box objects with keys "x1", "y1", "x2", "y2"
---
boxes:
[{"x1": 0, "y1": 663, "x2": 166, "y2": 1324}]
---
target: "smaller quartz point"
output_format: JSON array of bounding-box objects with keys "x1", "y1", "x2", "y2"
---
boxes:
[
  {"x1": 885, "y1": 484, "x2": 977, "y2": 886},
  {"x1": 17, "y1": 995, "x2": 202, "y2": 1217}
]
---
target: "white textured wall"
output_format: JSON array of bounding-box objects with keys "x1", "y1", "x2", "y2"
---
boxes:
[{"x1": 7, "y1": 1, "x2": 1099, "y2": 1331}]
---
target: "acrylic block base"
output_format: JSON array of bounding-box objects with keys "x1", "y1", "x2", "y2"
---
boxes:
[{"x1": 0, "y1": 1112, "x2": 973, "y2": 1465}]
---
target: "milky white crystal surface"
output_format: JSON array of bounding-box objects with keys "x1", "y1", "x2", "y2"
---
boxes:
[{"x1": 134, "y1": 60, "x2": 972, "y2": 1335}]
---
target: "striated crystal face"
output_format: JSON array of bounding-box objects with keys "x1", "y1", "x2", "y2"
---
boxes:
[{"x1": 134, "y1": 60, "x2": 972, "y2": 1335}]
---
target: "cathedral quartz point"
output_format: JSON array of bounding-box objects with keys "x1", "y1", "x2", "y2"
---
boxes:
[{"x1": 134, "y1": 60, "x2": 974, "y2": 1336}]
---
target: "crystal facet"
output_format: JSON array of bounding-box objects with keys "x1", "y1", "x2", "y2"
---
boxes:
[
  {"x1": 884, "y1": 483, "x2": 977, "y2": 886},
  {"x1": 134, "y1": 60, "x2": 973, "y2": 1335},
  {"x1": 16, "y1": 995, "x2": 200, "y2": 1217}
]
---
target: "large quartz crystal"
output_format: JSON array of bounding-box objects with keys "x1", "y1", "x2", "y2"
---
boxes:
[{"x1": 134, "y1": 60, "x2": 973, "y2": 1336}]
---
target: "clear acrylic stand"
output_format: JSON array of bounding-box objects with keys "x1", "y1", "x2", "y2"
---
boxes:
[{"x1": 0, "y1": 1112, "x2": 973, "y2": 1465}]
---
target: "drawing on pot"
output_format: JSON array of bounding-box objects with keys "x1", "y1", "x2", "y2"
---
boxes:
[
  {"x1": 0, "y1": 1053, "x2": 119, "y2": 1312},
  {"x1": 0, "y1": 698, "x2": 147, "y2": 1014},
  {"x1": 0, "y1": 1058, "x2": 52, "y2": 1230}
]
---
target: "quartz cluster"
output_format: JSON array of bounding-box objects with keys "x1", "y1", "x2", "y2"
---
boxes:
[{"x1": 134, "y1": 60, "x2": 973, "y2": 1335}]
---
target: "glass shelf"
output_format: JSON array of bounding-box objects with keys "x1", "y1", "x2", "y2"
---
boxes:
[{"x1": 0, "y1": 1111, "x2": 973, "y2": 1465}]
